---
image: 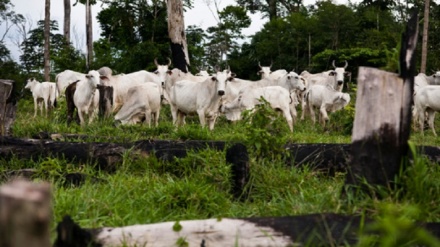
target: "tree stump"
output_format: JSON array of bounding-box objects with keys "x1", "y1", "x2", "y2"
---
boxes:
[
  {"x1": 0, "y1": 79, "x2": 17, "y2": 136},
  {"x1": 344, "y1": 11, "x2": 418, "y2": 197},
  {"x1": 0, "y1": 180, "x2": 52, "y2": 247}
]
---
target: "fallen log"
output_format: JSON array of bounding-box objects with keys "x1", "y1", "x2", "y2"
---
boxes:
[{"x1": 53, "y1": 213, "x2": 368, "y2": 246}]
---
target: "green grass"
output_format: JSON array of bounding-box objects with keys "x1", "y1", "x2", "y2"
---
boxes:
[{"x1": 4, "y1": 91, "x2": 440, "y2": 246}]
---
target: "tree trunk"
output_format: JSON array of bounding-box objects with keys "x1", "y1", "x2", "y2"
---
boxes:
[
  {"x1": 167, "y1": 0, "x2": 189, "y2": 72},
  {"x1": 421, "y1": 0, "x2": 430, "y2": 73},
  {"x1": 64, "y1": 0, "x2": 71, "y2": 44},
  {"x1": 268, "y1": 0, "x2": 277, "y2": 20},
  {"x1": 86, "y1": 0, "x2": 93, "y2": 70},
  {"x1": 44, "y1": 0, "x2": 51, "y2": 81}
]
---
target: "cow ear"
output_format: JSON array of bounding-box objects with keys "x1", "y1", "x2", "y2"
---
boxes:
[
  {"x1": 167, "y1": 70, "x2": 173, "y2": 75},
  {"x1": 329, "y1": 71, "x2": 336, "y2": 76},
  {"x1": 231, "y1": 73, "x2": 236, "y2": 78},
  {"x1": 344, "y1": 72, "x2": 352, "y2": 77},
  {"x1": 100, "y1": 75, "x2": 109, "y2": 81},
  {"x1": 211, "y1": 76, "x2": 217, "y2": 81}
]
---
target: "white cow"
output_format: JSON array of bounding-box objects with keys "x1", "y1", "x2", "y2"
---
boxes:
[
  {"x1": 73, "y1": 70, "x2": 102, "y2": 126},
  {"x1": 24, "y1": 78, "x2": 58, "y2": 117},
  {"x1": 257, "y1": 62, "x2": 288, "y2": 81},
  {"x1": 306, "y1": 84, "x2": 351, "y2": 127},
  {"x1": 55, "y1": 70, "x2": 85, "y2": 96},
  {"x1": 114, "y1": 82, "x2": 162, "y2": 126},
  {"x1": 223, "y1": 71, "x2": 305, "y2": 121},
  {"x1": 221, "y1": 86, "x2": 296, "y2": 132},
  {"x1": 300, "y1": 60, "x2": 350, "y2": 92},
  {"x1": 414, "y1": 85, "x2": 440, "y2": 136},
  {"x1": 99, "y1": 60, "x2": 170, "y2": 113},
  {"x1": 412, "y1": 71, "x2": 440, "y2": 129},
  {"x1": 168, "y1": 69, "x2": 229, "y2": 130}
]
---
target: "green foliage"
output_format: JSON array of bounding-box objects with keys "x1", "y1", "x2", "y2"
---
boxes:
[{"x1": 241, "y1": 97, "x2": 290, "y2": 159}]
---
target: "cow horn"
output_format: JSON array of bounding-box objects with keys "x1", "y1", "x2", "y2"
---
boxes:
[
  {"x1": 332, "y1": 60, "x2": 336, "y2": 69},
  {"x1": 270, "y1": 61, "x2": 273, "y2": 68},
  {"x1": 167, "y1": 57, "x2": 172, "y2": 66},
  {"x1": 344, "y1": 60, "x2": 348, "y2": 69},
  {"x1": 227, "y1": 65, "x2": 230, "y2": 73},
  {"x1": 215, "y1": 65, "x2": 220, "y2": 72},
  {"x1": 154, "y1": 58, "x2": 159, "y2": 66},
  {"x1": 258, "y1": 61, "x2": 262, "y2": 69}
]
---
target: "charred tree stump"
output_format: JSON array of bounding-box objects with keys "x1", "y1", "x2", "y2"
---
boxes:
[
  {"x1": 0, "y1": 180, "x2": 52, "y2": 247},
  {"x1": 226, "y1": 143, "x2": 250, "y2": 199},
  {"x1": 97, "y1": 84, "x2": 113, "y2": 119},
  {"x1": 344, "y1": 11, "x2": 418, "y2": 197},
  {"x1": 0, "y1": 79, "x2": 17, "y2": 136}
]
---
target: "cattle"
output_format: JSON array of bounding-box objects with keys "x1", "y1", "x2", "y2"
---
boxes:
[
  {"x1": 412, "y1": 71, "x2": 440, "y2": 129},
  {"x1": 55, "y1": 70, "x2": 85, "y2": 96},
  {"x1": 414, "y1": 85, "x2": 440, "y2": 136},
  {"x1": 305, "y1": 84, "x2": 351, "y2": 127},
  {"x1": 257, "y1": 62, "x2": 288, "y2": 81},
  {"x1": 24, "y1": 78, "x2": 58, "y2": 117},
  {"x1": 223, "y1": 71, "x2": 305, "y2": 121},
  {"x1": 300, "y1": 60, "x2": 351, "y2": 92},
  {"x1": 72, "y1": 70, "x2": 102, "y2": 126},
  {"x1": 98, "y1": 60, "x2": 170, "y2": 113},
  {"x1": 114, "y1": 82, "x2": 162, "y2": 126},
  {"x1": 221, "y1": 86, "x2": 296, "y2": 131},
  {"x1": 168, "y1": 69, "x2": 230, "y2": 130}
]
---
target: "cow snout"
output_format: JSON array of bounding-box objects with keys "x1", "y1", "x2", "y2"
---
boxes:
[
  {"x1": 338, "y1": 80, "x2": 343, "y2": 85},
  {"x1": 218, "y1": 90, "x2": 225, "y2": 96}
]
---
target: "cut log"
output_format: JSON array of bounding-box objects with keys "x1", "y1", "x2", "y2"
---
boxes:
[
  {"x1": 0, "y1": 79, "x2": 17, "y2": 136},
  {"x1": 0, "y1": 179, "x2": 52, "y2": 247},
  {"x1": 54, "y1": 214, "x2": 368, "y2": 246}
]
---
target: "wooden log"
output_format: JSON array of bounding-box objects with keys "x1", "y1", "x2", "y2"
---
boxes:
[
  {"x1": 344, "y1": 12, "x2": 418, "y2": 197},
  {"x1": 0, "y1": 180, "x2": 52, "y2": 247},
  {"x1": 0, "y1": 79, "x2": 17, "y2": 136},
  {"x1": 54, "y1": 213, "x2": 368, "y2": 246}
]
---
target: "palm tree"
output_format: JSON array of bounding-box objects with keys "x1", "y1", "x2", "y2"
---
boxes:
[
  {"x1": 167, "y1": 0, "x2": 189, "y2": 72},
  {"x1": 44, "y1": 0, "x2": 50, "y2": 81},
  {"x1": 421, "y1": 0, "x2": 430, "y2": 73},
  {"x1": 64, "y1": 0, "x2": 71, "y2": 44}
]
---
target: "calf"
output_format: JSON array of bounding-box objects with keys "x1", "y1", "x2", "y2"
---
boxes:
[
  {"x1": 24, "y1": 78, "x2": 58, "y2": 117},
  {"x1": 114, "y1": 82, "x2": 162, "y2": 126},
  {"x1": 72, "y1": 70, "x2": 102, "y2": 126},
  {"x1": 306, "y1": 84, "x2": 351, "y2": 127},
  {"x1": 221, "y1": 86, "x2": 296, "y2": 132}
]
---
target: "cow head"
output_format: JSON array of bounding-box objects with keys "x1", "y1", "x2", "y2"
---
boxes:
[
  {"x1": 25, "y1": 78, "x2": 38, "y2": 89},
  {"x1": 154, "y1": 57, "x2": 172, "y2": 86},
  {"x1": 212, "y1": 69, "x2": 229, "y2": 96},
  {"x1": 283, "y1": 71, "x2": 306, "y2": 92},
  {"x1": 85, "y1": 70, "x2": 102, "y2": 88},
  {"x1": 257, "y1": 61, "x2": 273, "y2": 79},
  {"x1": 432, "y1": 70, "x2": 440, "y2": 85},
  {"x1": 330, "y1": 60, "x2": 351, "y2": 87}
]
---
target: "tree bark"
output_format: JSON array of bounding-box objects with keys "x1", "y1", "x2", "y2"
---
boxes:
[
  {"x1": 420, "y1": 0, "x2": 430, "y2": 73},
  {"x1": 0, "y1": 180, "x2": 52, "y2": 247},
  {"x1": 167, "y1": 0, "x2": 189, "y2": 72},
  {"x1": 0, "y1": 79, "x2": 17, "y2": 136},
  {"x1": 64, "y1": 0, "x2": 71, "y2": 44},
  {"x1": 86, "y1": 0, "x2": 93, "y2": 70},
  {"x1": 44, "y1": 0, "x2": 51, "y2": 81}
]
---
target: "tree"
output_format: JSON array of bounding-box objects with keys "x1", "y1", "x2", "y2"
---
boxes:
[
  {"x1": 420, "y1": 0, "x2": 430, "y2": 73},
  {"x1": 44, "y1": 0, "x2": 50, "y2": 81},
  {"x1": 64, "y1": 0, "x2": 71, "y2": 44},
  {"x1": 74, "y1": 0, "x2": 95, "y2": 70},
  {"x1": 205, "y1": 5, "x2": 250, "y2": 66},
  {"x1": 167, "y1": 0, "x2": 189, "y2": 72},
  {"x1": 0, "y1": 0, "x2": 25, "y2": 44}
]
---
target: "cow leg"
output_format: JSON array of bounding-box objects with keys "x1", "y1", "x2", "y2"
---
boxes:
[
  {"x1": 197, "y1": 109, "x2": 206, "y2": 128},
  {"x1": 319, "y1": 106, "x2": 329, "y2": 127},
  {"x1": 283, "y1": 108, "x2": 294, "y2": 132},
  {"x1": 33, "y1": 98, "x2": 39, "y2": 117},
  {"x1": 308, "y1": 103, "x2": 316, "y2": 124},
  {"x1": 419, "y1": 107, "x2": 426, "y2": 135},
  {"x1": 144, "y1": 109, "x2": 152, "y2": 127},
  {"x1": 78, "y1": 110, "x2": 86, "y2": 126},
  {"x1": 427, "y1": 109, "x2": 437, "y2": 136}
]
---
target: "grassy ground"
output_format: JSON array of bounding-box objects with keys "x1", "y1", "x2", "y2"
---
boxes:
[{"x1": 4, "y1": 90, "x2": 440, "y2": 246}]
